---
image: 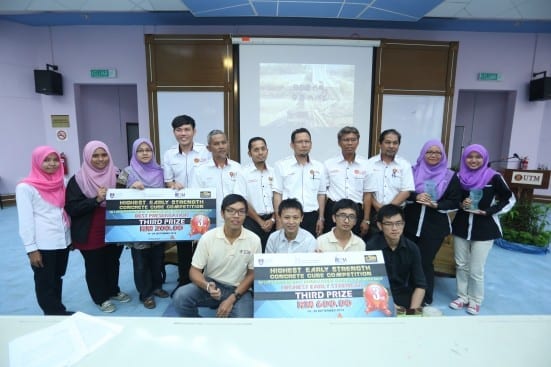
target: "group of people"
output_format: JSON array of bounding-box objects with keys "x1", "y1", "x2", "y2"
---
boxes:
[{"x1": 16, "y1": 114, "x2": 515, "y2": 319}]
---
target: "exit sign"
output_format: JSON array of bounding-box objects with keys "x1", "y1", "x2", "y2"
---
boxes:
[
  {"x1": 478, "y1": 72, "x2": 502, "y2": 81},
  {"x1": 90, "y1": 68, "x2": 117, "y2": 78}
]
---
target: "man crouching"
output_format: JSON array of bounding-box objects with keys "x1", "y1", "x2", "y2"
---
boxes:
[{"x1": 172, "y1": 194, "x2": 261, "y2": 317}]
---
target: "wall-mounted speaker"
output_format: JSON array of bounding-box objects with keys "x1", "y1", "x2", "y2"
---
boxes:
[
  {"x1": 34, "y1": 69, "x2": 63, "y2": 95},
  {"x1": 529, "y1": 77, "x2": 551, "y2": 101}
]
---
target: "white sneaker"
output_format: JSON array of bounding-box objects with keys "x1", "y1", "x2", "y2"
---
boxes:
[
  {"x1": 110, "y1": 292, "x2": 131, "y2": 303},
  {"x1": 99, "y1": 300, "x2": 116, "y2": 313}
]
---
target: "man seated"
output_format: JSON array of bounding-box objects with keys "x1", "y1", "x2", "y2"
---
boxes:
[
  {"x1": 366, "y1": 204, "x2": 426, "y2": 310},
  {"x1": 317, "y1": 199, "x2": 366, "y2": 252},
  {"x1": 265, "y1": 198, "x2": 317, "y2": 253},
  {"x1": 172, "y1": 194, "x2": 261, "y2": 318}
]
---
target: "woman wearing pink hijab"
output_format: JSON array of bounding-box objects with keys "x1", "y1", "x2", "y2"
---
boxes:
[
  {"x1": 16, "y1": 146, "x2": 73, "y2": 315},
  {"x1": 65, "y1": 140, "x2": 131, "y2": 313}
]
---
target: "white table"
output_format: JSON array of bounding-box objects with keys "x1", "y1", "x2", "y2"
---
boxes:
[{"x1": 2, "y1": 315, "x2": 550, "y2": 366}]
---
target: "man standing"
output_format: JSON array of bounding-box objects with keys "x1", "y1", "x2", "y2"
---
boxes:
[
  {"x1": 365, "y1": 204, "x2": 426, "y2": 310},
  {"x1": 172, "y1": 194, "x2": 261, "y2": 318},
  {"x1": 272, "y1": 128, "x2": 326, "y2": 237},
  {"x1": 163, "y1": 115, "x2": 210, "y2": 287},
  {"x1": 324, "y1": 126, "x2": 370, "y2": 237},
  {"x1": 191, "y1": 130, "x2": 242, "y2": 227},
  {"x1": 317, "y1": 199, "x2": 366, "y2": 252},
  {"x1": 234, "y1": 137, "x2": 275, "y2": 252},
  {"x1": 364, "y1": 129, "x2": 414, "y2": 237}
]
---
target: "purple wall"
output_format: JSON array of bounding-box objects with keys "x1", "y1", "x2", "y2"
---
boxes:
[
  {"x1": 0, "y1": 21, "x2": 550, "y2": 196},
  {"x1": 76, "y1": 85, "x2": 138, "y2": 170}
]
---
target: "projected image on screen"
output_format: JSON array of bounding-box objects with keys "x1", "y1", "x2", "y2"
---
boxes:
[{"x1": 260, "y1": 63, "x2": 354, "y2": 128}]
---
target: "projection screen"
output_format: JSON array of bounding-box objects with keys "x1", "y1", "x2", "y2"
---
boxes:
[{"x1": 236, "y1": 38, "x2": 379, "y2": 165}]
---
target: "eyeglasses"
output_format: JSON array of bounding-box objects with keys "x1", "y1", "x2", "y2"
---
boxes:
[
  {"x1": 335, "y1": 213, "x2": 357, "y2": 221},
  {"x1": 381, "y1": 221, "x2": 405, "y2": 228},
  {"x1": 225, "y1": 208, "x2": 247, "y2": 217},
  {"x1": 425, "y1": 151, "x2": 442, "y2": 156},
  {"x1": 136, "y1": 149, "x2": 153, "y2": 154}
]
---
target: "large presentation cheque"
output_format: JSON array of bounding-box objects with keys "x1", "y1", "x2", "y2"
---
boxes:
[
  {"x1": 105, "y1": 188, "x2": 216, "y2": 243},
  {"x1": 254, "y1": 251, "x2": 395, "y2": 318}
]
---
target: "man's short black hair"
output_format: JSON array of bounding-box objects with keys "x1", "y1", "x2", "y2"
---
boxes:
[
  {"x1": 278, "y1": 198, "x2": 303, "y2": 216},
  {"x1": 221, "y1": 194, "x2": 248, "y2": 213},
  {"x1": 171, "y1": 115, "x2": 195, "y2": 130},
  {"x1": 248, "y1": 137, "x2": 267, "y2": 151},
  {"x1": 379, "y1": 129, "x2": 401, "y2": 144},
  {"x1": 376, "y1": 204, "x2": 404, "y2": 222},
  {"x1": 291, "y1": 128, "x2": 311, "y2": 143},
  {"x1": 332, "y1": 198, "x2": 359, "y2": 217}
]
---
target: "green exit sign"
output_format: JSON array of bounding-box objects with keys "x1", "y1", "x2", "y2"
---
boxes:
[
  {"x1": 478, "y1": 72, "x2": 502, "y2": 81},
  {"x1": 90, "y1": 68, "x2": 117, "y2": 78}
]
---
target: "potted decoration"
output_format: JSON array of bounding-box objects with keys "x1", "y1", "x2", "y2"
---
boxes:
[{"x1": 497, "y1": 203, "x2": 551, "y2": 254}]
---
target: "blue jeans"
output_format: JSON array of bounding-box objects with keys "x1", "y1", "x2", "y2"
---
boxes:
[{"x1": 172, "y1": 279, "x2": 253, "y2": 318}]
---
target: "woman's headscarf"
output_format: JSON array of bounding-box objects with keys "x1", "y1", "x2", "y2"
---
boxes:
[
  {"x1": 127, "y1": 138, "x2": 164, "y2": 188},
  {"x1": 458, "y1": 144, "x2": 497, "y2": 190},
  {"x1": 75, "y1": 140, "x2": 117, "y2": 199},
  {"x1": 20, "y1": 146, "x2": 65, "y2": 208},
  {"x1": 412, "y1": 139, "x2": 454, "y2": 200}
]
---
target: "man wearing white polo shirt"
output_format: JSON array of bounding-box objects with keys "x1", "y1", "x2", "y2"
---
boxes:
[
  {"x1": 324, "y1": 126, "x2": 370, "y2": 237},
  {"x1": 163, "y1": 115, "x2": 210, "y2": 287},
  {"x1": 234, "y1": 137, "x2": 275, "y2": 252},
  {"x1": 364, "y1": 129, "x2": 414, "y2": 238},
  {"x1": 272, "y1": 128, "x2": 327, "y2": 238},
  {"x1": 191, "y1": 130, "x2": 242, "y2": 227}
]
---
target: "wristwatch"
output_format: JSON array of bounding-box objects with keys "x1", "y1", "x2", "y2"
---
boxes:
[
  {"x1": 363, "y1": 220, "x2": 371, "y2": 224},
  {"x1": 233, "y1": 291, "x2": 242, "y2": 301}
]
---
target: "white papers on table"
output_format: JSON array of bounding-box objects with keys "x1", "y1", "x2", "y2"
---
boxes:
[{"x1": 9, "y1": 312, "x2": 123, "y2": 367}]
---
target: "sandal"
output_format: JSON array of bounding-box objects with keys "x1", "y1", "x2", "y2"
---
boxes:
[{"x1": 143, "y1": 297, "x2": 156, "y2": 309}]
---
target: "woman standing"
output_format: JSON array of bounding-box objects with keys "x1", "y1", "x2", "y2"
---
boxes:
[
  {"x1": 450, "y1": 144, "x2": 515, "y2": 315},
  {"x1": 117, "y1": 138, "x2": 169, "y2": 309},
  {"x1": 404, "y1": 140, "x2": 461, "y2": 306},
  {"x1": 65, "y1": 140, "x2": 130, "y2": 313},
  {"x1": 16, "y1": 146, "x2": 73, "y2": 315}
]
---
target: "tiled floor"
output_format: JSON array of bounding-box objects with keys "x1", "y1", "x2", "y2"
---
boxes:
[{"x1": 1, "y1": 204, "x2": 550, "y2": 317}]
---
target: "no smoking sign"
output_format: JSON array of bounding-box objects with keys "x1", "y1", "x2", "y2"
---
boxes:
[{"x1": 56, "y1": 129, "x2": 68, "y2": 141}]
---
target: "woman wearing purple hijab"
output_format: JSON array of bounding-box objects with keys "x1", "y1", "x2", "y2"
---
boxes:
[
  {"x1": 404, "y1": 139, "x2": 461, "y2": 305},
  {"x1": 449, "y1": 144, "x2": 515, "y2": 315},
  {"x1": 65, "y1": 141, "x2": 131, "y2": 313},
  {"x1": 117, "y1": 138, "x2": 169, "y2": 309}
]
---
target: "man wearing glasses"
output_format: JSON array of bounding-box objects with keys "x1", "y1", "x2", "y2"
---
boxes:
[
  {"x1": 366, "y1": 204, "x2": 426, "y2": 310},
  {"x1": 316, "y1": 199, "x2": 366, "y2": 252},
  {"x1": 172, "y1": 194, "x2": 261, "y2": 318}
]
